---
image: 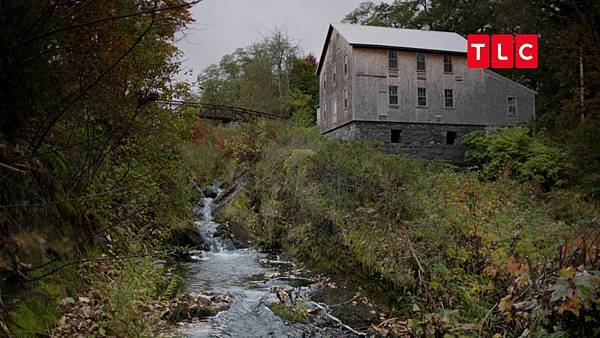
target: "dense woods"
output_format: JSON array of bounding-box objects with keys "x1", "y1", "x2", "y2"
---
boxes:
[{"x1": 1, "y1": 1, "x2": 200, "y2": 335}]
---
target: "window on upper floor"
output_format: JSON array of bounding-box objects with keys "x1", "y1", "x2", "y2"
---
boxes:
[
  {"x1": 343, "y1": 89, "x2": 348, "y2": 108},
  {"x1": 332, "y1": 97, "x2": 337, "y2": 122},
  {"x1": 417, "y1": 52, "x2": 426, "y2": 71},
  {"x1": 417, "y1": 87, "x2": 427, "y2": 106},
  {"x1": 389, "y1": 86, "x2": 398, "y2": 105},
  {"x1": 343, "y1": 54, "x2": 348, "y2": 74},
  {"x1": 389, "y1": 49, "x2": 398, "y2": 69},
  {"x1": 506, "y1": 96, "x2": 517, "y2": 116},
  {"x1": 332, "y1": 63, "x2": 336, "y2": 83},
  {"x1": 444, "y1": 55, "x2": 453, "y2": 73},
  {"x1": 444, "y1": 89, "x2": 454, "y2": 107},
  {"x1": 507, "y1": 97, "x2": 517, "y2": 116}
]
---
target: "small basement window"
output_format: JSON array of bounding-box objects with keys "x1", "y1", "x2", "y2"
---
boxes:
[
  {"x1": 391, "y1": 130, "x2": 402, "y2": 143},
  {"x1": 446, "y1": 131, "x2": 457, "y2": 145}
]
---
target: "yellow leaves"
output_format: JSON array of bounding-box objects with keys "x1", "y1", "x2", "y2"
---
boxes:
[
  {"x1": 559, "y1": 266, "x2": 576, "y2": 278},
  {"x1": 558, "y1": 295, "x2": 582, "y2": 316},
  {"x1": 498, "y1": 294, "x2": 514, "y2": 316}
]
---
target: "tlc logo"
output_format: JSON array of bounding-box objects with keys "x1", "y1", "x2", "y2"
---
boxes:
[{"x1": 467, "y1": 34, "x2": 538, "y2": 69}]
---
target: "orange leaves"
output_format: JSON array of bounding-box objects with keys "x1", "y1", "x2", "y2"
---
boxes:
[
  {"x1": 558, "y1": 295, "x2": 582, "y2": 316},
  {"x1": 507, "y1": 259, "x2": 523, "y2": 275}
]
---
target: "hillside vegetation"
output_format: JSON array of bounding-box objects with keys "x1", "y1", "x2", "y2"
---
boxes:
[
  {"x1": 0, "y1": 1, "x2": 201, "y2": 335},
  {"x1": 192, "y1": 120, "x2": 598, "y2": 337}
]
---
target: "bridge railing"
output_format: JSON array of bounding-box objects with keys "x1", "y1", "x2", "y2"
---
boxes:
[{"x1": 158, "y1": 100, "x2": 289, "y2": 122}]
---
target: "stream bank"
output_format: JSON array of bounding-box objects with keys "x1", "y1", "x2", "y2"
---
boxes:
[{"x1": 170, "y1": 183, "x2": 383, "y2": 337}]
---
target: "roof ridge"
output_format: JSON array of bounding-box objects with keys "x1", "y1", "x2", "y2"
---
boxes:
[{"x1": 332, "y1": 23, "x2": 464, "y2": 36}]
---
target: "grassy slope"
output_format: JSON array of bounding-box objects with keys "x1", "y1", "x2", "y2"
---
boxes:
[{"x1": 210, "y1": 121, "x2": 598, "y2": 337}]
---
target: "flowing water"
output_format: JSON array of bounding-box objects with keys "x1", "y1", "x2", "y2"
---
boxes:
[{"x1": 176, "y1": 185, "x2": 361, "y2": 337}]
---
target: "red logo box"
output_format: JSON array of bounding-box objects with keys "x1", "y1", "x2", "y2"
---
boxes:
[
  {"x1": 467, "y1": 34, "x2": 489, "y2": 68},
  {"x1": 515, "y1": 34, "x2": 538, "y2": 68},
  {"x1": 467, "y1": 34, "x2": 538, "y2": 69},
  {"x1": 492, "y1": 34, "x2": 514, "y2": 68}
]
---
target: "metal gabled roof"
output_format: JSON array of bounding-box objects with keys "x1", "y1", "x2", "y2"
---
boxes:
[{"x1": 317, "y1": 23, "x2": 467, "y2": 75}]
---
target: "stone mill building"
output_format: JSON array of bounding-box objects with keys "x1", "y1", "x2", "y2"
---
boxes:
[{"x1": 316, "y1": 24, "x2": 536, "y2": 161}]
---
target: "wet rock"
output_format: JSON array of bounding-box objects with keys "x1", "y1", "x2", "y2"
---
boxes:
[
  {"x1": 168, "y1": 226, "x2": 208, "y2": 250},
  {"x1": 215, "y1": 220, "x2": 254, "y2": 248},
  {"x1": 158, "y1": 292, "x2": 231, "y2": 325},
  {"x1": 204, "y1": 189, "x2": 218, "y2": 199}
]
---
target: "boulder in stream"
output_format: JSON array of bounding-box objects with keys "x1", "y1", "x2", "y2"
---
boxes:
[
  {"x1": 168, "y1": 225, "x2": 208, "y2": 251},
  {"x1": 160, "y1": 292, "x2": 231, "y2": 324}
]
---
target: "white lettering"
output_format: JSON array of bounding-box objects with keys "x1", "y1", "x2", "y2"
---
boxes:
[
  {"x1": 471, "y1": 43, "x2": 486, "y2": 60},
  {"x1": 497, "y1": 44, "x2": 508, "y2": 61},
  {"x1": 519, "y1": 43, "x2": 533, "y2": 60}
]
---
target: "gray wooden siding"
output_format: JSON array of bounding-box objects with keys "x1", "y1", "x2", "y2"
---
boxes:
[
  {"x1": 318, "y1": 30, "x2": 353, "y2": 132},
  {"x1": 318, "y1": 27, "x2": 536, "y2": 134}
]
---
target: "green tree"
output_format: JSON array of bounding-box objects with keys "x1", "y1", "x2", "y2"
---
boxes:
[
  {"x1": 196, "y1": 28, "x2": 315, "y2": 117},
  {"x1": 0, "y1": 2, "x2": 198, "y2": 333}
]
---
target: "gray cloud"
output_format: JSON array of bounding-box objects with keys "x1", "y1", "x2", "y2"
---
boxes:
[{"x1": 175, "y1": 0, "x2": 379, "y2": 83}]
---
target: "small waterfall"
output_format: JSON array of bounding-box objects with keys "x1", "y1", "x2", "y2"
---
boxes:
[
  {"x1": 181, "y1": 182, "x2": 365, "y2": 337},
  {"x1": 195, "y1": 183, "x2": 231, "y2": 252}
]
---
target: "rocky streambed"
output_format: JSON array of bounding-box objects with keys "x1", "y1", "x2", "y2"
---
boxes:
[{"x1": 170, "y1": 184, "x2": 388, "y2": 337}]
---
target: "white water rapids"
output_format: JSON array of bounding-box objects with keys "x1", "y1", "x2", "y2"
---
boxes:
[{"x1": 176, "y1": 184, "x2": 363, "y2": 337}]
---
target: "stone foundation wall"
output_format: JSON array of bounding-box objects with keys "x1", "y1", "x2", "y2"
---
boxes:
[{"x1": 323, "y1": 121, "x2": 487, "y2": 162}]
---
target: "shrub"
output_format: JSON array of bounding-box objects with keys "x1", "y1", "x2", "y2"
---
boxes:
[{"x1": 464, "y1": 127, "x2": 569, "y2": 187}]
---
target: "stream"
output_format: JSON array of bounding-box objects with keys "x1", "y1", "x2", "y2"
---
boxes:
[{"x1": 175, "y1": 184, "x2": 366, "y2": 337}]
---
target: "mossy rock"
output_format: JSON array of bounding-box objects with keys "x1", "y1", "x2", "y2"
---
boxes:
[{"x1": 189, "y1": 305, "x2": 219, "y2": 318}]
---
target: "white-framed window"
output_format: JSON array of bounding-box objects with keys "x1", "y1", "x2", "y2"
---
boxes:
[
  {"x1": 416, "y1": 52, "x2": 426, "y2": 71},
  {"x1": 343, "y1": 89, "x2": 348, "y2": 108},
  {"x1": 332, "y1": 97, "x2": 337, "y2": 122},
  {"x1": 323, "y1": 102, "x2": 327, "y2": 121},
  {"x1": 444, "y1": 89, "x2": 454, "y2": 107},
  {"x1": 343, "y1": 54, "x2": 348, "y2": 74},
  {"x1": 507, "y1": 97, "x2": 517, "y2": 116},
  {"x1": 417, "y1": 87, "x2": 427, "y2": 106},
  {"x1": 389, "y1": 85, "x2": 398, "y2": 105},
  {"x1": 444, "y1": 55, "x2": 453, "y2": 73},
  {"x1": 389, "y1": 49, "x2": 398, "y2": 69}
]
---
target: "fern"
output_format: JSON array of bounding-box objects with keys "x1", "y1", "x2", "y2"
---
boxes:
[{"x1": 161, "y1": 275, "x2": 183, "y2": 300}]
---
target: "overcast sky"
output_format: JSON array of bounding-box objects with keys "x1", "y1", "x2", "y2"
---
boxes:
[{"x1": 175, "y1": 0, "x2": 382, "y2": 83}]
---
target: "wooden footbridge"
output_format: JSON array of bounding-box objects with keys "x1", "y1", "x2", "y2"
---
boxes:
[{"x1": 159, "y1": 100, "x2": 289, "y2": 122}]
